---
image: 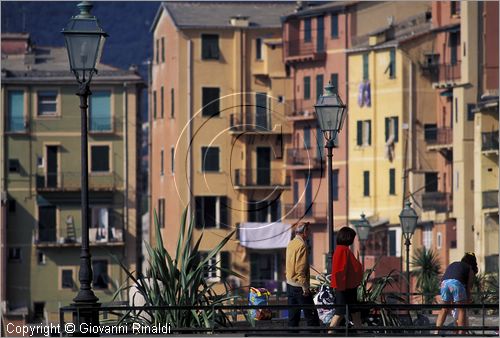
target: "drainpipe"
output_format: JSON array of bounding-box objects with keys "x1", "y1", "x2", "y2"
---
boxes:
[
  {"x1": 123, "y1": 82, "x2": 129, "y2": 281},
  {"x1": 187, "y1": 39, "x2": 193, "y2": 224},
  {"x1": 0, "y1": 86, "x2": 5, "y2": 311}
]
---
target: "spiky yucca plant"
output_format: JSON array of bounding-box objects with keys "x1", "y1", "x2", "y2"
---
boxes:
[
  {"x1": 115, "y1": 208, "x2": 242, "y2": 330},
  {"x1": 411, "y1": 248, "x2": 441, "y2": 304}
]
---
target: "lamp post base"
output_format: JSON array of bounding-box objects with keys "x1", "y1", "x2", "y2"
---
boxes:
[{"x1": 70, "y1": 302, "x2": 101, "y2": 337}]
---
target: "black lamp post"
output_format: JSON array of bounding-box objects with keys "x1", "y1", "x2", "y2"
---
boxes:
[
  {"x1": 354, "y1": 213, "x2": 370, "y2": 270},
  {"x1": 314, "y1": 82, "x2": 347, "y2": 272},
  {"x1": 62, "y1": 0, "x2": 107, "y2": 325},
  {"x1": 399, "y1": 200, "x2": 419, "y2": 303}
]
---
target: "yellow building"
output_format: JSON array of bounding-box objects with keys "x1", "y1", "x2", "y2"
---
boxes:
[{"x1": 150, "y1": 2, "x2": 295, "y2": 290}]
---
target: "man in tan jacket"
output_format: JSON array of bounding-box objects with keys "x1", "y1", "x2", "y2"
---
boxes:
[{"x1": 286, "y1": 222, "x2": 319, "y2": 328}]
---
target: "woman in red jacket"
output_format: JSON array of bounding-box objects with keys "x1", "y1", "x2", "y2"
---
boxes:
[{"x1": 329, "y1": 226, "x2": 364, "y2": 329}]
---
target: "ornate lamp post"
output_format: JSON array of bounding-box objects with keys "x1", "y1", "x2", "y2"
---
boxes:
[
  {"x1": 314, "y1": 83, "x2": 347, "y2": 272},
  {"x1": 399, "y1": 200, "x2": 419, "y2": 303},
  {"x1": 354, "y1": 213, "x2": 370, "y2": 270},
  {"x1": 62, "y1": 0, "x2": 107, "y2": 325}
]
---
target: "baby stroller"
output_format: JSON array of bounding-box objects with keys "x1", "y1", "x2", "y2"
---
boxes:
[{"x1": 312, "y1": 273, "x2": 336, "y2": 325}]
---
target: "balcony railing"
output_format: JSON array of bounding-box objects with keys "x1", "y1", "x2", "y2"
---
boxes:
[
  {"x1": 35, "y1": 226, "x2": 124, "y2": 246},
  {"x1": 482, "y1": 131, "x2": 499, "y2": 152},
  {"x1": 284, "y1": 99, "x2": 316, "y2": 119},
  {"x1": 286, "y1": 148, "x2": 323, "y2": 168},
  {"x1": 284, "y1": 38, "x2": 326, "y2": 60},
  {"x1": 422, "y1": 192, "x2": 452, "y2": 213},
  {"x1": 483, "y1": 190, "x2": 498, "y2": 209},
  {"x1": 229, "y1": 113, "x2": 280, "y2": 133},
  {"x1": 234, "y1": 169, "x2": 290, "y2": 188},
  {"x1": 36, "y1": 172, "x2": 121, "y2": 191},
  {"x1": 425, "y1": 61, "x2": 461, "y2": 84},
  {"x1": 426, "y1": 127, "x2": 453, "y2": 147},
  {"x1": 284, "y1": 203, "x2": 326, "y2": 220}
]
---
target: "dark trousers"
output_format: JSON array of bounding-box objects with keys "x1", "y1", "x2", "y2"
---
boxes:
[{"x1": 287, "y1": 284, "x2": 320, "y2": 328}]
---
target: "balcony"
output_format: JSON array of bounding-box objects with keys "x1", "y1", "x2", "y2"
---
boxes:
[
  {"x1": 429, "y1": 61, "x2": 461, "y2": 88},
  {"x1": 284, "y1": 99, "x2": 317, "y2": 121},
  {"x1": 284, "y1": 202, "x2": 326, "y2": 221},
  {"x1": 422, "y1": 192, "x2": 453, "y2": 213},
  {"x1": 483, "y1": 190, "x2": 498, "y2": 210},
  {"x1": 35, "y1": 226, "x2": 124, "y2": 247},
  {"x1": 482, "y1": 131, "x2": 499, "y2": 154},
  {"x1": 426, "y1": 127, "x2": 453, "y2": 153},
  {"x1": 36, "y1": 172, "x2": 121, "y2": 192},
  {"x1": 284, "y1": 38, "x2": 326, "y2": 63},
  {"x1": 234, "y1": 169, "x2": 290, "y2": 189},
  {"x1": 286, "y1": 148, "x2": 323, "y2": 170},
  {"x1": 229, "y1": 113, "x2": 285, "y2": 135}
]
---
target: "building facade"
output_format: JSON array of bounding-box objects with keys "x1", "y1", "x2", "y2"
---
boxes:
[{"x1": 1, "y1": 33, "x2": 143, "y2": 321}]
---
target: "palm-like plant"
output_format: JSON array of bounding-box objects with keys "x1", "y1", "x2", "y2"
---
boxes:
[
  {"x1": 473, "y1": 272, "x2": 499, "y2": 304},
  {"x1": 115, "y1": 208, "x2": 242, "y2": 330},
  {"x1": 411, "y1": 248, "x2": 441, "y2": 304}
]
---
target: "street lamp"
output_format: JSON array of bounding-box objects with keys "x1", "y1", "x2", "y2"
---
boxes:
[
  {"x1": 354, "y1": 213, "x2": 370, "y2": 270},
  {"x1": 314, "y1": 82, "x2": 347, "y2": 272},
  {"x1": 399, "y1": 200, "x2": 419, "y2": 303},
  {"x1": 62, "y1": 0, "x2": 107, "y2": 324}
]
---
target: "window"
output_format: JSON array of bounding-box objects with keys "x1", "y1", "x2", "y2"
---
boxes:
[
  {"x1": 33, "y1": 303, "x2": 45, "y2": 321},
  {"x1": 8, "y1": 199, "x2": 16, "y2": 213},
  {"x1": 201, "y1": 34, "x2": 219, "y2": 60},
  {"x1": 330, "y1": 73, "x2": 338, "y2": 91},
  {"x1": 363, "y1": 171, "x2": 370, "y2": 196},
  {"x1": 171, "y1": 88, "x2": 175, "y2": 118},
  {"x1": 92, "y1": 260, "x2": 108, "y2": 289},
  {"x1": 8, "y1": 247, "x2": 21, "y2": 261},
  {"x1": 90, "y1": 207, "x2": 110, "y2": 242},
  {"x1": 160, "y1": 149, "x2": 164, "y2": 176},
  {"x1": 37, "y1": 90, "x2": 57, "y2": 116},
  {"x1": 160, "y1": 86, "x2": 164, "y2": 118},
  {"x1": 388, "y1": 230, "x2": 397, "y2": 256},
  {"x1": 201, "y1": 146, "x2": 219, "y2": 172},
  {"x1": 332, "y1": 169, "x2": 339, "y2": 201},
  {"x1": 90, "y1": 90, "x2": 111, "y2": 132},
  {"x1": 8, "y1": 159, "x2": 20, "y2": 173},
  {"x1": 331, "y1": 13, "x2": 339, "y2": 38},
  {"x1": 424, "y1": 124, "x2": 437, "y2": 141},
  {"x1": 158, "y1": 198, "x2": 165, "y2": 228},
  {"x1": 153, "y1": 90, "x2": 157, "y2": 120},
  {"x1": 161, "y1": 37, "x2": 165, "y2": 62},
  {"x1": 195, "y1": 196, "x2": 229, "y2": 229},
  {"x1": 450, "y1": 1, "x2": 460, "y2": 16},
  {"x1": 467, "y1": 103, "x2": 475, "y2": 121},
  {"x1": 200, "y1": 251, "x2": 230, "y2": 281},
  {"x1": 422, "y1": 226, "x2": 432, "y2": 249},
  {"x1": 316, "y1": 74, "x2": 324, "y2": 100},
  {"x1": 437, "y1": 232, "x2": 442, "y2": 249},
  {"x1": 385, "y1": 116, "x2": 399, "y2": 142},
  {"x1": 455, "y1": 97, "x2": 458, "y2": 123},
  {"x1": 425, "y1": 172, "x2": 438, "y2": 192},
  {"x1": 37, "y1": 251, "x2": 46, "y2": 265},
  {"x1": 61, "y1": 269, "x2": 74, "y2": 289},
  {"x1": 304, "y1": 18, "x2": 312, "y2": 42},
  {"x1": 389, "y1": 48, "x2": 396, "y2": 78},
  {"x1": 363, "y1": 53, "x2": 369, "y2": 80},
  {"x1": 248, "y1": 199, "x2": 280, "y2": 222},
  {"x1": 7, "y1": 90, "x2": 25, "y2": 132},
  {"x1": 304, "y1": 127, "x2": 311, "y2": 149},
  {"x1": 256, "y1": 38, "x2": 262, "y2": 60},
  {"x1": 389, "y1": 168, "x2": 396, "y2": 195},
  {"x1": 450, "y1": 32, "x2": 459, "y2": 65},
  {"x1": 356, "y1": 120, "x2": 371, "y2": 146},
  {"x1": 90, "y1": 145, "x2": 110, "y2": 172},
  {"x1": 171, "y1": 147, "x2": 175, "y2": 174},
  {"x1": 155, "y1": 39, "x2": 159, "y2": 63},
  {"x1": 202, "y1": 87, "x2": 220, "y2": 117},
  {"x1": 304, "y1": 76, "x2": 311, "y2": 100}
]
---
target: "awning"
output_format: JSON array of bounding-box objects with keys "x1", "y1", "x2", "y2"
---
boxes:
[{"x1": 238, "y1": 222, "x2": 291, "y2": 250}]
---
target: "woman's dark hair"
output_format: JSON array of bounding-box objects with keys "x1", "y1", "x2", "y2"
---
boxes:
[
  {"x1": 461, "y1": 253, "x2": 478, "y2": 274},
  {"x1": 336, "y1": 226, "x2": 357, "y2": 246}
]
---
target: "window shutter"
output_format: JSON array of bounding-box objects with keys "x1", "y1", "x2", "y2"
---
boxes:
[
  {"x1": 357, "y1": 121, "x2": 363, "y2": 146},
  {"x1": 219, "y1": 196, "x2": 229, "y2": 228},
  {"x1": 367, "y1": 120, "x2": 372, "y2": 145},
  {"x1": 195, "y1": 197, "x2": 203, "y2": 229},
  {"x1": 394, "y1": 117, "x2": 399, "y2": 142},
  {"x1": 363, "y1": 171, "x2": 370, "y2": 196},
  {"x1": 385, "y1": 117, "x2": 390, "y2": 142},
  {"x1": 220, "y1": 252, "x2": 230, "y2": 279}
]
